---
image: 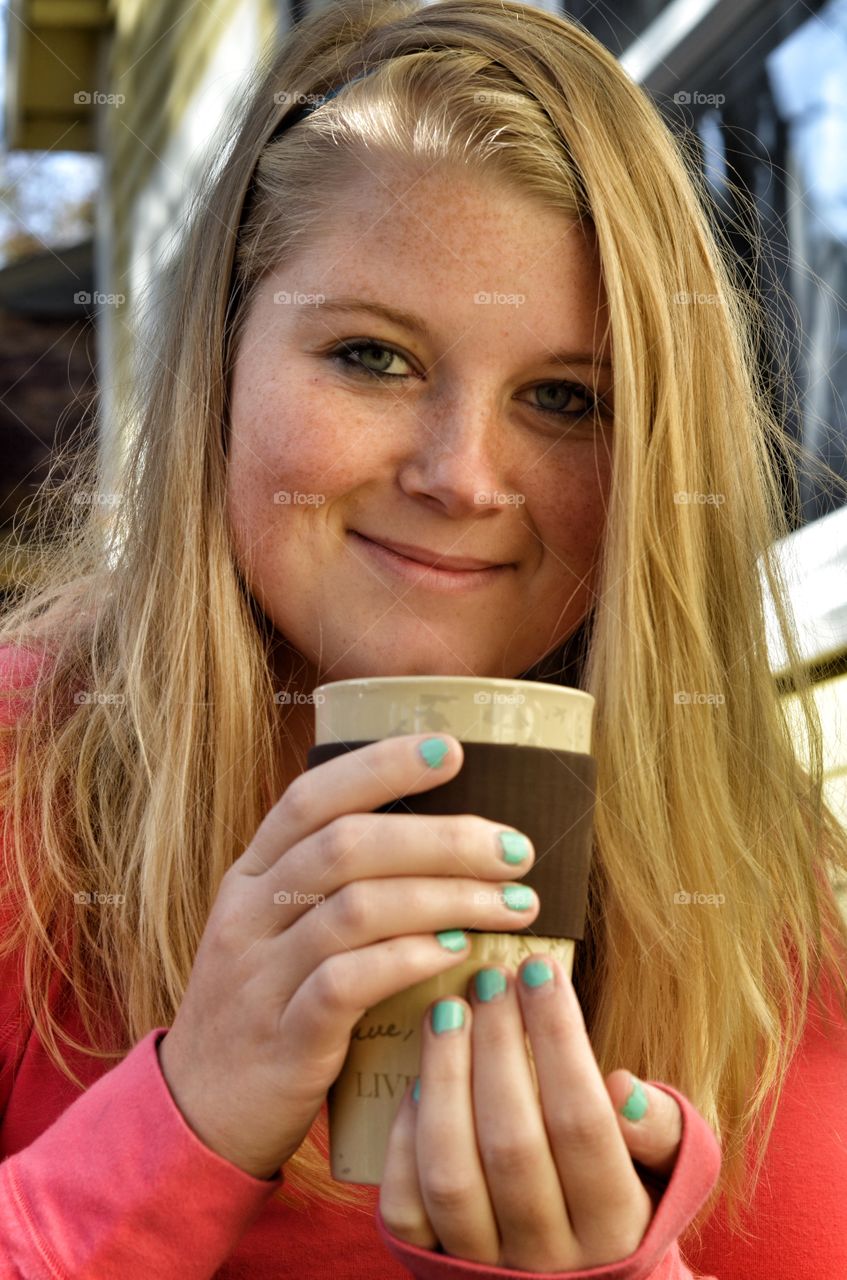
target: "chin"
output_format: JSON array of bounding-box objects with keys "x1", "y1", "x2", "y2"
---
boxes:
[{"x1": 320, "y1": 651, "x2": 510, "y2": 682}]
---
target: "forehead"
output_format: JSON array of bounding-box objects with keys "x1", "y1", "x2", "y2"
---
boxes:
[{"x1": 264, "y1": 164, "x2": 607, "y2": 348}]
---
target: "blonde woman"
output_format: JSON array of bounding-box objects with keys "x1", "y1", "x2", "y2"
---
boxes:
[{"x1": 2, "y1": 0, "x2": 846, "y2": 1276}]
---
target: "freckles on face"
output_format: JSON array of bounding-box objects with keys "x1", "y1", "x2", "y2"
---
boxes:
[
  {"x1": 225, "y1": 363, "x2": 380, "y2": 583},
  {"x1": 509, "y1": 445, "x2": 611, "y2": 643},
  {"x1": 225, "y1": 164, "x2": 613, "y2": 681}
]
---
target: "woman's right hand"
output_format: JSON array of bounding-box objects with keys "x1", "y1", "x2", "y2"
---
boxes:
[{"x1": 156, "y1": 733, "x2": 539, "y2": 1180}]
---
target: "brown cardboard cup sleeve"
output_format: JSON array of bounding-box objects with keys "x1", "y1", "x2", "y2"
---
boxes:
[{"x1": 305, "y1": 739, "x2": 596, "y2": 939}]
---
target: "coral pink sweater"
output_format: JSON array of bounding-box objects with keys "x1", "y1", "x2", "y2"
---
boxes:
[{"x1": 1, "y1": 644, "x2": 845, "y2": 1278}]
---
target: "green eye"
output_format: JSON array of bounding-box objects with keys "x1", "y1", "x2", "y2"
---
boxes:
[
  {"x1": 327, "y1": 339, "x2": 606, "y2": 423},
  {"x1": 328, "y1": 340, "x2": 409, "y2": 379}
]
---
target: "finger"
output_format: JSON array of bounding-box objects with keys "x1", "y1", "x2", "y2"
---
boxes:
[
  {"x1": 379, "y1": 1080, "x2": 438, "y2": 1249},
  {"x1": 415, "y1": 998, "x2": 500, "y2": 1265},
  {"x1": 467, "y1": 966, "x2": 575, "y2": 1272},
  {"x1": 515, "y1": 955, "x2": 652, "y2": 1263},
  {"x1": 605, "y1": 1070, "x2": 682, "y2": 1181},
  {"x1": 237, "y1": 733, "x2": 464, "y2": 876},
  {"x1": 276, "y1": 933, "x2": 470, "y2": 1093},
  {"x1": 264, "y1": 874, "x2": 537, "y2": 994},
  {"x1": 262, "y1": 810, "x2": 535, "y2": 930}
]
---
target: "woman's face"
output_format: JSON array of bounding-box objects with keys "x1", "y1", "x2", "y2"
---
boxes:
[{"x1": 226, "y1": 164, "x2": 613, "y2": 686}]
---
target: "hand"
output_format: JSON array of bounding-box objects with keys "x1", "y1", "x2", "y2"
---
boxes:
[
  {"x1": 379, "y1": 954, "x2": 683, "y2": 1271},
  {"x1": 156, "y1": 733, "x2": 543, "y2": 1180}
]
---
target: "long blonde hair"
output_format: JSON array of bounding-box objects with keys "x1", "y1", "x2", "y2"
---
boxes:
[{"x1": 2, "y1": 0, "x2": 847, "y2": 1244}]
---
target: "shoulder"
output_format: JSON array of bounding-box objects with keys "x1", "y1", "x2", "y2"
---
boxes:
[
  {"x1": 0, "y1": 643, "x2": 52, "y2": 727},
  {"x1": 0, "y1": 642, "x2": 48, "y2": 671}
]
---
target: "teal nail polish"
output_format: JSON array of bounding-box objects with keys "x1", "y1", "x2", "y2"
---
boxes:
[
  {"x1": 419, "y1": 737, "x2": 449, "y2": 768},
  {"x1": 436, "y1": 929, "x2": 468, "y2": 952},
  {"x1": 474, "y1": 968, "x2": 507, "y2": 1001},
  {"x1": 431, "y1": 1000, "x2": 465, "y2": 1033},
  {"x1": 620, "y1": 1075, "x2": 648, "y2": 1122},
  {"x1": 412, "y1": 1077, "x2": 421, "y2": 1103},
  {"x1": 501, "y1": 883, "x2": 536, "y2": 911},
  {"x1": 499, "y1": 831, "x2": 531, "y2": 864},
  {"x1": 521, "y1": 960, "x2": 553, "y2": 988}
]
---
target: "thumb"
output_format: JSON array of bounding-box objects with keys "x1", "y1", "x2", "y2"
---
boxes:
[{"x1": 605, "y1": 1069, "x2": 683, "y2": 1181}]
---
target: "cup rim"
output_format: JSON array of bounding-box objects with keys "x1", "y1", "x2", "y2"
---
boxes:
[{"x1": 312, "y1": 675, "x2": 593, "y2": 704}]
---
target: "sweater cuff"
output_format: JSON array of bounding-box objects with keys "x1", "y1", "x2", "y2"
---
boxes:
[
  {"x1": 2, "y1": 1027, "x2": 283, "y2": 1280},
  {"x1": 375, "y1": 1081, "x2": 721, "y2": 1280}
]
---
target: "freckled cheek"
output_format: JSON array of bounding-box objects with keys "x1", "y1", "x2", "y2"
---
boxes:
[
  {"x1": 528, "y1": 464, "x2": 609, "y2": 570},
  {"x1": 235, "y1": 386, "x2": 373, "y2": 500}
]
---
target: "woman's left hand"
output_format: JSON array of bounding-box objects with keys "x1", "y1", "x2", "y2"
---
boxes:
[{"x1": 379, "y1": 954, "x2": 683, "y2": 1272}]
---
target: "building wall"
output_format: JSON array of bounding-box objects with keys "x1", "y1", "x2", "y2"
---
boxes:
[
  {"x1": 782, "y1": 673, "x2": 847, "y2": 912},
  {"x1": 98, "y1": 0, "x2": 279, "y2": 484}
]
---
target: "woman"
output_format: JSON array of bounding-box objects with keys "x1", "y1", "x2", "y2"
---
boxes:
[{"x1": 1, "y1": 0, "x2": 846, "y2": 1276}]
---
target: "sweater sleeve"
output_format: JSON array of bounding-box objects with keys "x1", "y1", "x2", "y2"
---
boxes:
[
  {"x1": 0, "y1": 1028, "x2": 283, "y2": 1280},
  {"x1": 374, "y1": 1082, "x2": 721, "y2": 1280},
  {"x1": 0, "y1": 643, "x2": 280, "y2": 1277}
]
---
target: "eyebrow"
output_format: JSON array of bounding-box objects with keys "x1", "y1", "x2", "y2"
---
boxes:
[{"x1": 299, "y1": 296, "x2": 613, "y2": 370}]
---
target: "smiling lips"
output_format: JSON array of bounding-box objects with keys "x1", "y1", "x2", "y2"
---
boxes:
[
  {"x1": 349, "y1": 530, "x2": 515, "y2": 592},
  {"x1": 354, "y1": 531, "x2": 511, "y2": 570}
]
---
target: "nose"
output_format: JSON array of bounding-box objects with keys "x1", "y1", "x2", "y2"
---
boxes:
[{"x1": 395, "y1": 402, "x2": 510, "y2": 518}]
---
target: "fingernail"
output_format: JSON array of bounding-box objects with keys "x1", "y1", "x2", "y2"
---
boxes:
[
  {"x1": 473, "y1": 968, "x2": 507, "y2": 1002},
  {"x1": 431, "y1": 999, "x2": 465, "y2": 1033},
  {"x1": 501, "y1": 883, "x2": 536, "y2": 911},
  {"x1": 436, "y1": 929, "x2": 468, "y2": 952},
  {"x1": 620, "y1": 1075, "x2": 648, "y2": 1121},
  {"x1": 498, "y1": 831, "x2": 532, "y2": 864},
  {"x1": 412, "y1": 1076, "x2": 421, "y2": 1103},
  {"x1": 419, "y1": 737, "x2": 449, "y2": 768},
  {"x1": 521, "y1": 959, "x2": 553, "y2": 988}
]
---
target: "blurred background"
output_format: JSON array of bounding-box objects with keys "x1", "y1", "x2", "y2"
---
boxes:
[{"x1": 1, "y1": 0, "x2": 845, "y2": 846}]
